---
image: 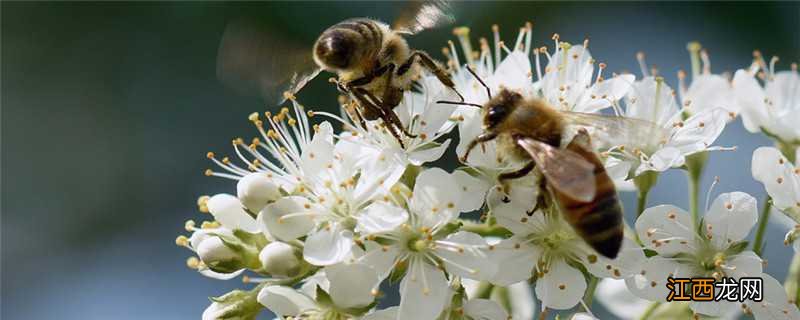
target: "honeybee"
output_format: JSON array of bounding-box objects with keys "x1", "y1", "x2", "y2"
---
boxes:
[
  {"x1": 444, "y1": 69, "x2": 666, "y2": 258},
  {"x1": 217, "y1": 1, "x2": 461, "y2": 147}
]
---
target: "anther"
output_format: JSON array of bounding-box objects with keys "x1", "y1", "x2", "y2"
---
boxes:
[{"x1": 184, "y1": 220, "x2": 196, "y2": 231}]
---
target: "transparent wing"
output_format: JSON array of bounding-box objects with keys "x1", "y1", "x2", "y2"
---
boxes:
[
  {"x1": 516, "y1": 137, "x2": 597, "y2": 202},
  {"x1": 392, "y1": 0, "x2": 454, "y2": 35},
  {"x1": 561, "y1": 111, "x2": 670, "y2": 150},
  {"x1": 217, "y1": 20, "x2": 322, "y2": 105}
]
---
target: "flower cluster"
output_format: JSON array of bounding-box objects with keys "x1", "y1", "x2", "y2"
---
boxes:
[{"x1": 178, "y1": 23, "x2": 800, "y2": 320}]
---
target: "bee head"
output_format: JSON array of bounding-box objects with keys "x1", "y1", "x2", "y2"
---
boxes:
[
  {"x1": 313, "y1": 30, "x2": 357, "y2": 70},
  {"x1": 483, "y1": 89, "x2": 522, "y2": 129}
]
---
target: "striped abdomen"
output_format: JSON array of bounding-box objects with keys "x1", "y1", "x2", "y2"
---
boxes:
[
  {"x1": 314, "y1": 18, "x2": 383, "y2": 71},
  {"x1": 552, "y1": 132, "x2": 623, "y2": 258}
]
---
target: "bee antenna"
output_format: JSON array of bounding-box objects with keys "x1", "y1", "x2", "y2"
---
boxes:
[
  {"x1": 436, "y1": 100, "x2": 483, "y2": 108},
  {"x1": 466, "y1": 66, "x2": 492, "y2": 99}
]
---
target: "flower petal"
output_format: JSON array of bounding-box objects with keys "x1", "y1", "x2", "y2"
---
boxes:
[
  {"x1": 625, "y1": 256, "x2": 689, "y2": 301},
  {"x1": 410, "y1": 168, "x2": 461, "y2": 227},
  {"x1": 752, "y1": 147, "x2": 800, "y2": 213},
  {"x1": 535, "y1": 258, "x2": 586, "y2": 310},
  {"x1": 398, "y1": 261, "x2": 449, "y2": 320},
  {"x1": 326, "y1": 263, "x2": 379, "y2": 309},
  {"x1": 732, "y1": 69, "x2": 768, "y2": 133},
  {"x1": 578, "y1": 74, "x2": 635, "y2": 113},
  {"x1": 434, "y1": 231, "x2": 496, "y2": 280},
  {"x1": 356, "y1": 202, "x2": 409, "y2": 235},
  {"x1": 259, "y1": 196, "x2": 316, "y2": 241},
  {"x1": 684, "y1": 74, "x2": 737, "y2": 115},
  {"x1": 595, "y1": 278, "x2": 650, "y2": 319},
  {"x1": 463, "y1": 299, "x2": 509, "y2": 320},
  {"x1": 489, "y1": 238, "x2": 539, "y2": 286},
  {"x1": 408, "y1": 139, "x2": 452, "y2": 166},
  {"x1": 303, "y1": 223, "x2": 354, "y2": 266},
  {"x1": 452, "y1": 169, "x2": 492, "y2": 212},
  {"x1": 256, "y1": 285, "x2": 316, "y2": 316},
  {"x1": 704, "y1": 192, "x2": 758, "y2": 246},
  {"x1": 635, "y1": 204, "x2": 696, "y2": 255},
  {"x1": 583, "y1": 238, "x2": 646, "y2": 279},
  {"x1": 746, "y1": 273, "x2": 800, "y2": 319},
  {"x1": 362, "y1": 307, "x2": 399, "y2": 320},
  {"x1": 207, "y1": 194, "x2": 259, "y2": 233}
]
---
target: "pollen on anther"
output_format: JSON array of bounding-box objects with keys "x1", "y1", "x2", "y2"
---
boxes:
[{"x1": 777, "y1": 177, "x2": 784, "y2": 184}]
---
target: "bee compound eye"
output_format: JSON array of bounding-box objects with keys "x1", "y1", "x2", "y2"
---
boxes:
[{"x1": 316, "y1": 32, "x2": 353, "y2": 69}]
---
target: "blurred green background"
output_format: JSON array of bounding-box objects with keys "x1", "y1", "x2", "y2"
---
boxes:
[{"x1": 2, "y1": 1, "x2": 798, "y2": 319}]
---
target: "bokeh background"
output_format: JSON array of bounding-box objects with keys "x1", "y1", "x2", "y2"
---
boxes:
[{"x1": 3, "y1": 2, "x2": 799, "y2": 319}]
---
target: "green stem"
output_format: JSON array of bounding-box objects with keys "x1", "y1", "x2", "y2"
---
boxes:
[
  {"x1": 787, "y1": 252, "x2": 800, "y2": 307},
  {"x1": 753, "y1": 197, "x2": 772, "y2": 257},
  {"x1": 688, "y1": 171, "x2": 701, "y2": 232},
  {"x1": 638, "y1": 302, "x2": 661, "y2": 320},
  {"x1": 634, "y1": 171, "x2": 659, "y2": 217},
  {"x1": 686, "y1": 152, "x2": 708, "y2": 234},
  {"x1": 582, "y1": 276, "x2": 599, "y2": 308},
  {"x1": 460, "y1": 220, "x2": 512, "y2": 238}
]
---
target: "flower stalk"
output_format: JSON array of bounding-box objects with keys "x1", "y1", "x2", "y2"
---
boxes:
[
  {"x1": 685, "y1": 151, "x2": 708, "y2": 232},
  {"x1": 753, "y1": 196, "x2": 772, "y2": 257},
  {"x1": 787, "y1": 252, "x2": 800, "y2": 307}
]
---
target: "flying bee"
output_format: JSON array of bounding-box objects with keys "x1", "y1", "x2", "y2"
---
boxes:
[
  {"x1": 217, "y1": 1, "x2": 461, "y2": 147},
  {"x1": 440, "y1": 69, "x2": 668, "y2": 258}
]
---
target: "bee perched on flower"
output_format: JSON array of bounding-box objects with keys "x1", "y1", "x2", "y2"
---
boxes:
[{"x1": 177, "y1": 10, "x2": 800, "y2": 320}]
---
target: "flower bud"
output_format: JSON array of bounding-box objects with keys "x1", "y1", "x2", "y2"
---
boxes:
[
  {"x1": 202, "y1": 289, "x2": 261, "y2": 320},
  {"x1": 237, "y1": 173, "x2": 281, "y2": 213},
  {"x1": 198, "y1": 237, "x2": 239, "y2": 265},
  {"x1": 259, "y1": 242, "x2": 303, "y2": 278}
]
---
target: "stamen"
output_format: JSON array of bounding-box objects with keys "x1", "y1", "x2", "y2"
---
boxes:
[
  {"x1": 687, "y1": 41, "x2": 702, "y2": 77},
  {"x1": 453, "y1": 27, "x2": 474, "y2": 67},
  {"x1": 524, "y1": 21, "x2": 533, "y2": 56},
  {"x1": 705, "y1": 176, "x2": 720, "y2": 213},
  {"x1": 700, "y1": 49, "x2": 711, "y2": 74},
  {"x1": 492, "y1": 24, "x2": 501, "y2": 65},
  {"x1": 769, "y1": 56, "x2": 779, "y2": 80},
  {"x1": 636, "y1": 51, "x2": 649, "y2": 77}
]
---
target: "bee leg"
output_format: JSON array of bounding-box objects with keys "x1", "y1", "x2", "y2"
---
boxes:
[
  {"x1": 399, "y1": 50, "x2": 464, "y2": 102},
  {"x1": 379, "y1": 64, "x2": 417, "y2": 139},
  {"x1": 497, "y1": 161, "x2": 536, "y2": 182},
  {"x1": 342, "y1": 100, "x2": 368, "y2": 131},
  {"x1": 461, "y1": 132, "x2": 497, "y2": 163},
  {"x1": 352, "y1": 88, "x2": 406, "y2": 149},
  {"x1": 528, "y1": 176, "x2": 550, "y2": 216}
]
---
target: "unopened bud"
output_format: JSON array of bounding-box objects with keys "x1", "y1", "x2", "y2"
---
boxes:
[
  {"x1": 237, "y1": 173, "x2": 281, "y2": 213},
  {"x1": 259, "y1": 241, "x2": 303, "y2": 278}
]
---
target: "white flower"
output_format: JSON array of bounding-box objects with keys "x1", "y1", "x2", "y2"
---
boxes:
[
  {"x1": 752, "y1": 146, "x2": 800, "y2": 250},
  {"x1": 490, "y1": 200, "x2": 645, "y2": 310},
  {"x1": 257, "y1": 263, "x2": 379, "y2": 319},
  {"x1": 611, "y1": 76, "x2": 728, "y2": 176},
  {"x1": 628, "y1": 192, "x2": 793, "y2": 317},
  {"x1": 333, "y1": 74, "x2": 461, "y2": 166},
  {"x1": 356, "y1": 168, "x2": 497, "y2": 320},
  {"x1": 447, "y1": 26, "x2": 634, "y2": 206},
  {"x1": 733, "y1": 56, "x2": 799, "y2": 142},
  {"x1": 202, "y1": 101, "x2": 403, "y2": 267},
  {"x1": 651, "y1": 43, "x2": 738, "y2": 119}
]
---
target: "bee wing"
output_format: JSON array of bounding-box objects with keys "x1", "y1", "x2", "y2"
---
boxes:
[
  {"x1": 217, "y1": 20, "x2": 321, "y2": 105},
  {"x1": 516, "y1": 137, "x2": 597, "y2": 203},
  {"x1": 392, "y1": 0, "x2": 454, "y2": 35},
  {"x1": 561, "y1": 111, "x2": 670, "y2": 150}
]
